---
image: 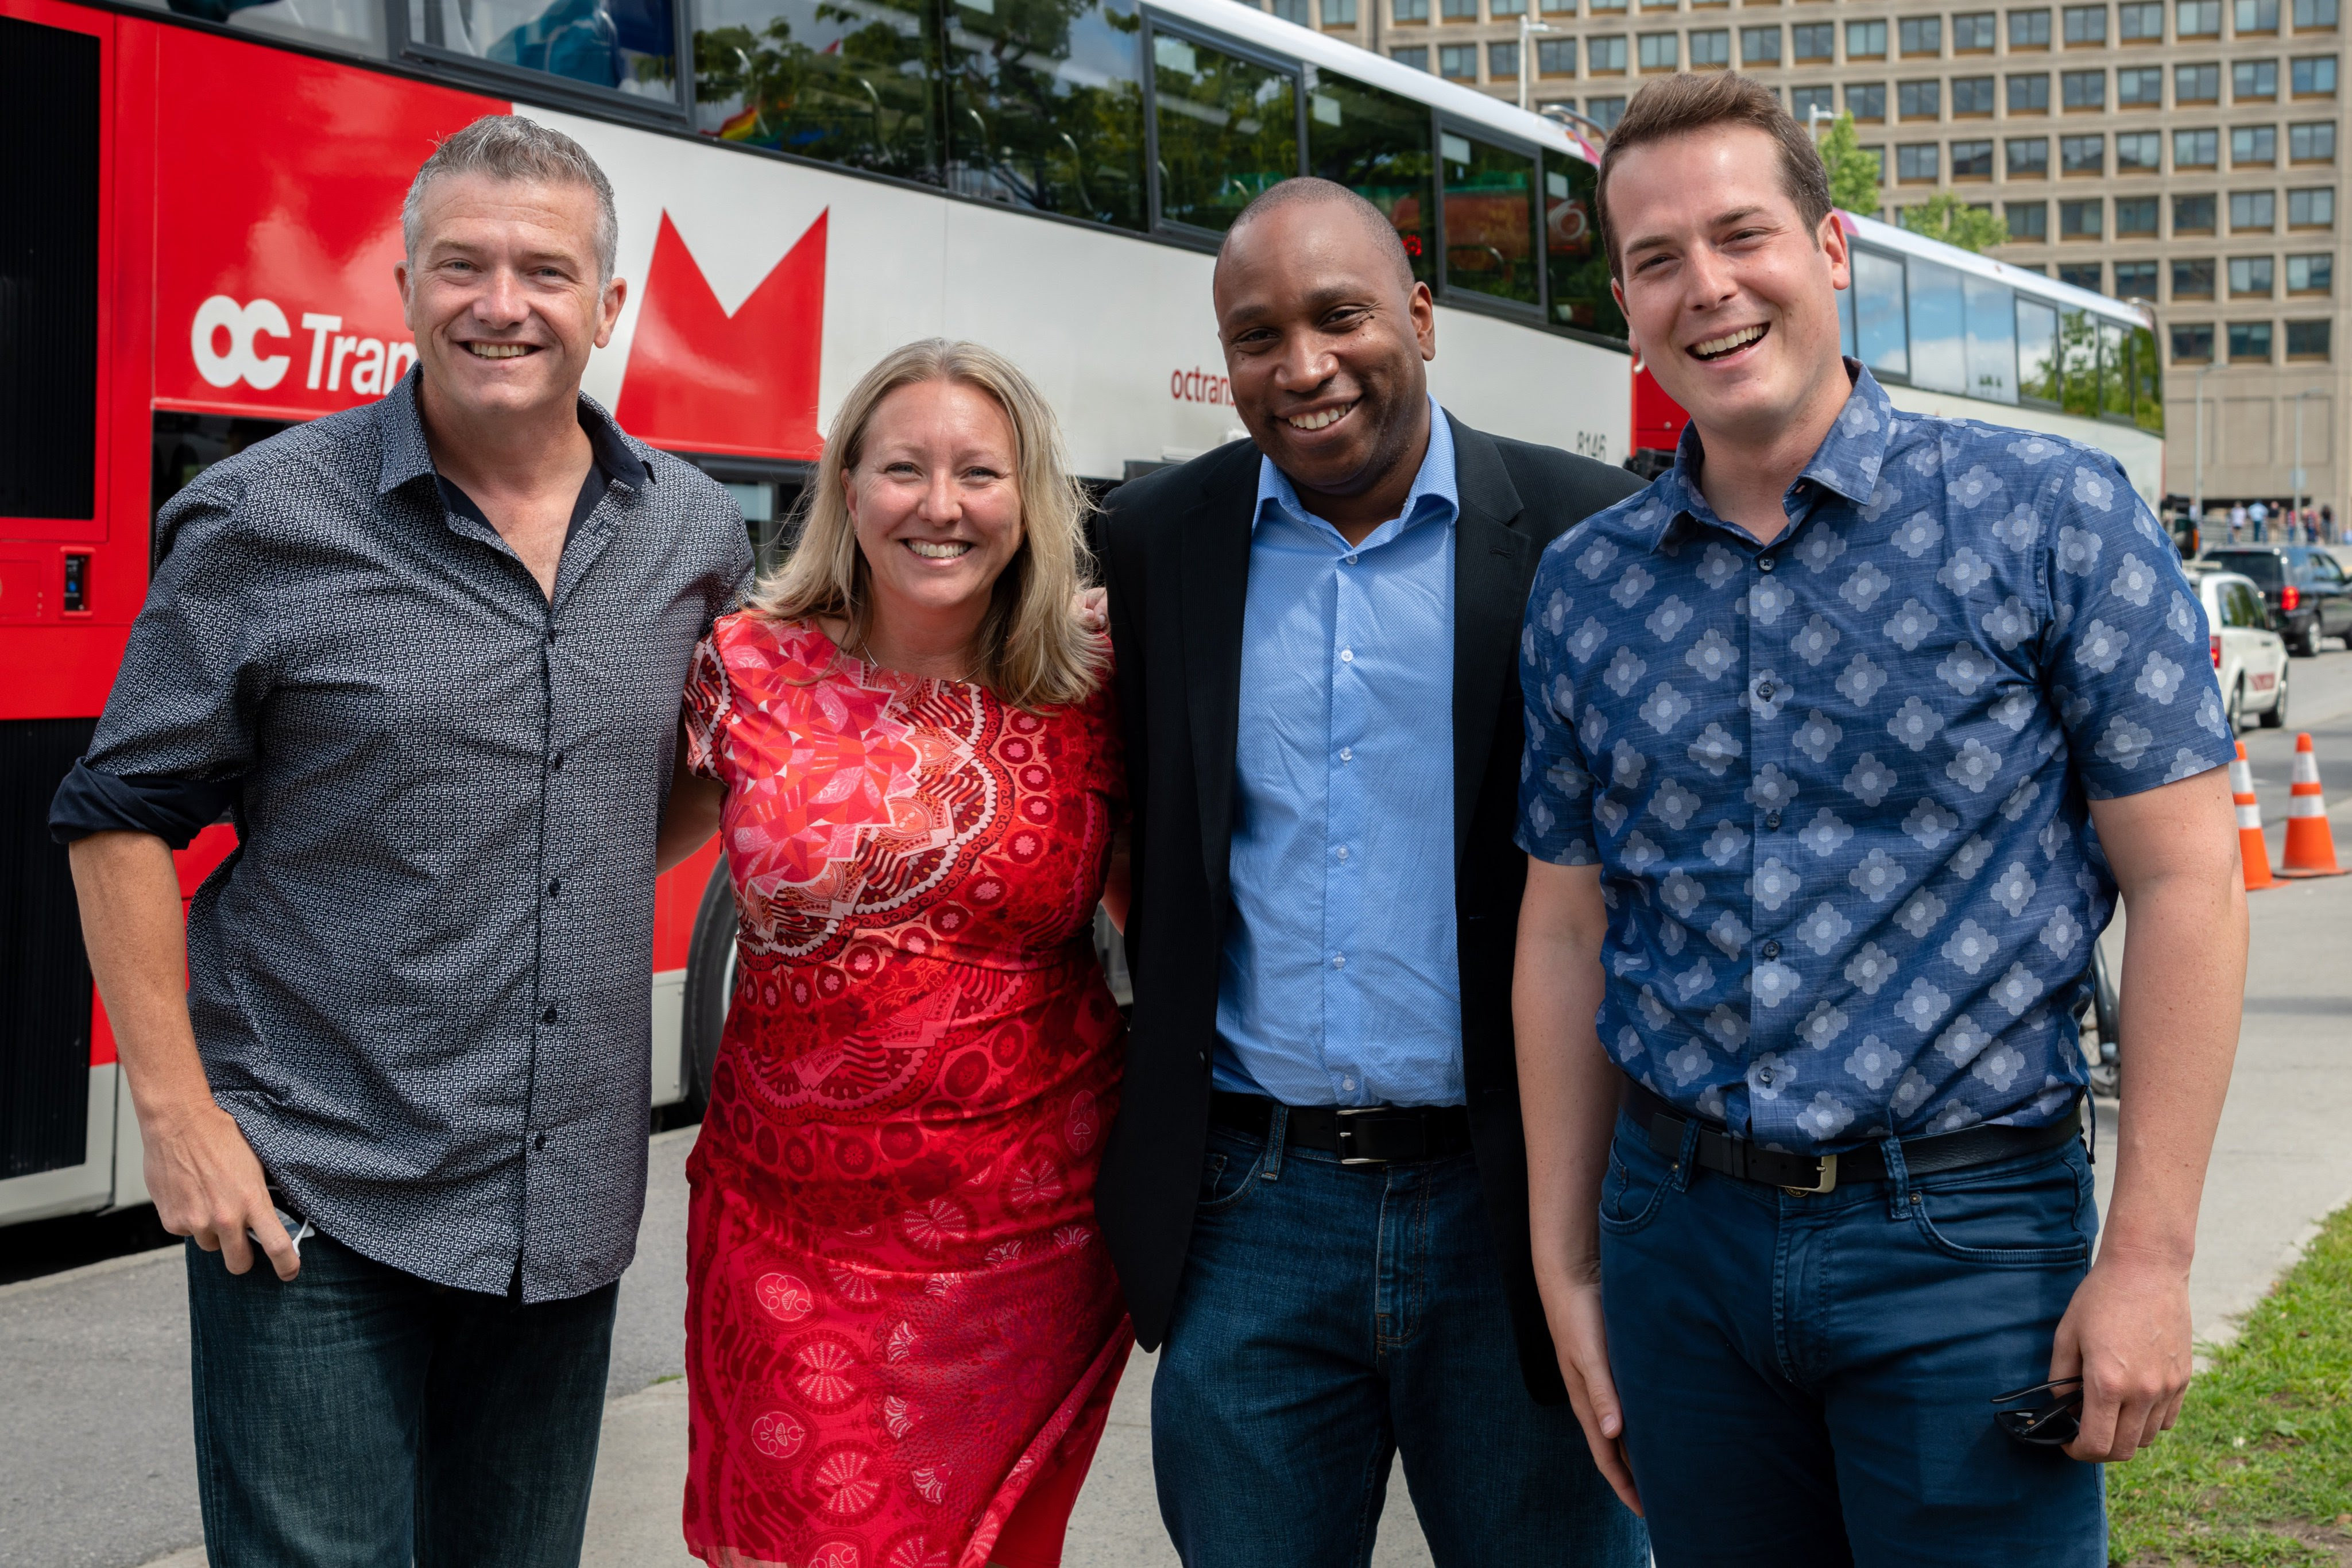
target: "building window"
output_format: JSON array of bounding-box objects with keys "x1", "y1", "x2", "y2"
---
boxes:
[
  {"x1": 1792, "y1": 84, "x2": 1835, "y2": 119},
  {"x1": 2173, "y1": 322, "x2": 2215, "y2": 358},
  {"x1": 2115, "y1": 260, "x2": 2160, "y2": 296},
  {"x1": 2011, "y1": 7, "x2": 2055, "y2": 47},
  {"x1": 2176, "y1": 127, "x2": 2221, "y2": 165},
  {"x1": 1740, "y1": 25, "x2": 1781, "y2": 63},
  {"x1": 2235, "y1": 59, "x2": 2280, "y2": 98},
  {"x1": 2120, "y1": 0, "x2": 2165, "y2": 33},
  {"x1": 1395, "y1": 0, "x2": 1430, "y2": 23},
  {"x1": 1848, "y1": 82, "x2": 1887, "y2": 119},
  {"x1": 1900, "y1": 16, "x2": 1941, "y2": 53},
  {"x1": 2061, "y1": 133, "x2": 2106, "y2": 173},
  {"x1": 1392, "y1": 42, "x2": 1430, "y2": 67},
  {"x1": 2235, "y1": 125, "x2": 2281, "y2": 164},
  {"x1": 1898, "y1": 80, "x2": 1941, "y2": 118},
  {"x1": 1322, "y1": 0, "x2": 1357, "y2": 21},
  {"x1": 1490, "y1": 40, "x2": 1521, "y2": 76},
  {"x1": 2287, "y1": 251, "x2": 2333, "y2": 290},
  {"x1": 1588, "y1": 0, "x2": 1624, "y2": 9},
  {"x1": 2290, "y1": 121, "x2": 2336, "y2": 160},
  {"x1": 1846, "y1": 19, "x2": 1887, "y2": 57},
  {"x1": 2237, "y1": 0, "x2": 2281, "y2": 28},
  {"x1": 2061, "y1": 69, "x2": 2107, "y2": 109},
  {"x1": 2063, "y1": 3, "x2": 2108, "y2": 42},
  {"x1": 2175, "y1": 257, "x2": 2218, "y2": 293},
  {"x1": 1955, "y1": 11, "x2": 1999, "y2": 49},
  {"x1": 2061, "y1": 196, "x2": 2104, "y2": 235},
  {"x1": 1792, "y1": 21, "x2": 1833, "y2": 60},
  {"x1": 1953, "y1": 75, "x2": 1997, "y2": 113},
  {"x1": 1689, "y1": 29, "x2": 1730, "y2": 65},
  {"x1": 1897, "y1": 142, "x2": 1940, "y2": 181},
  {"x1": 2118, "y1": 194, "x2": 2161, "y2": 230},
  {"x1": 1539, "y1": 37, "x2": 1577, "y2": 73},
  {"x1": 1492, "y1": 0, "x2": 1525, "y2": 15},
  {"x1": 1589, "y1": 34, "x2": 1627, "y2": 69},
  {"x1": 2118, "y1": 65, "x2": 2164, "y2": 103},
  {"x1": 1585, "y1": 95, "x2": 1627, "y2": 129},
  {"x1": 2292, "y1": 55, "x2": 2338, "y2": 93},
  {"x1": 2232, "y1": 189, "x2": 2278, "y2": 227},
  {"x1": 2059, "y1": 262, "x2": 2104, "y2": 288},
  {"x1": 2287, "y1": 319, "x2": 2331, "y2": 357},
  {"x1": 2177, "y1": 192, "x2": 2220, "y2": 229},
  {"x1": 2229, "y1": 320, "x2": 2274, "y2": 358},
  {"x1": 2010, "y1": 136, "x2": 2052, "y2": 175},
  {"x1": 2177, "y1": 63, "x2": 2222, "y2": 100},
  {"x1": 1540, "y1": 0, "x2": 1573, "y2": 14},
  {"x1": 1439, "y1": 42, "x2": 1477, "y2": 77},
  {"x1": 2289, "y1": 185, "x2": 2335, "y2": 224},
  {"x1": 1638, "y1": 31, "x2": 1677, "y2": 68},
  {"x1": 2293, "y1": 0, "x2": 2338, "y2": 26},
  {"x1": 2179, "y1": 0, "x2": 2222, "y2": 31},
  {"x1": 2007, "y1": 199, "x2": 2051, "y2": 236},
  {"x1": 2010, "y1": 72, "x2": 2052, "y2": 111},
  {"x1": 1953, "y1": 139, "x2": 1995, "y2": 176},
  {"x1": 2229, "y1": 254, "x2": 2276, "y2": 292},
  {"x1": 2118, "y1": 130, "x2": 2163, "y2": 168}
]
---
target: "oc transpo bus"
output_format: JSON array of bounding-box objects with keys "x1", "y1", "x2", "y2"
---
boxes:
[{"x1": 0, "y1": 0, "x2": 1638, "y2": 1226}]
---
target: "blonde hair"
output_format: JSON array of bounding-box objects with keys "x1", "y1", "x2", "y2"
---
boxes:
[{"x1": 744, "y1": 339, "x2": 1105, "y2": 711}]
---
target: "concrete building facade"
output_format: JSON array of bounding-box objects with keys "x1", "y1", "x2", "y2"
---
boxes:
[{"x1": 1245, "y1": 0, "x2": 2351, "y2": 519}]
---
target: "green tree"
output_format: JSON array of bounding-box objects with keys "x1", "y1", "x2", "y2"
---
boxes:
[
  {"x1": 1814, "y1": 111, "x2": 1881, "y2": 214},
  {"x1": 1898, "y1": 190, "x2": 2011, "y2": 253}
]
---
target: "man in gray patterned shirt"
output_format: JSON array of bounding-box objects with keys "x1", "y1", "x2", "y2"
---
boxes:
[{"x1": 50, "y1": 118, "x2": 749, "y2": 1566}]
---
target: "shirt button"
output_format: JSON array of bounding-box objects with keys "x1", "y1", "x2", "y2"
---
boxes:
[
  {"x1": 546, "y1": 878, "x2": 562, "y2": 897},
  {"x1": 534, "y1": 1132, "x2": 548, "y2": 1152},
  {"x1": 1341, "y1": 1077, "x2": 1356, "y2": 1090},
  {"x1": 1761, "y1": 939, "x2": 1781, "y2": 960},
  {"x1": 545, "y1": 626, "x2": 558, "y2": 643},
  {"x1": 1766, "y1": 811, "x2": 1782, "y2": 831},
  {"x1": 1757, "y1": 1066, "x2": 1776, "y2": 1086},
  {"x1": 550, "y1": 753, "x2": 564, "y2": 772},
  {"x1": 1346, "y1": 555, "x2": 1359, "y2": 566},
  {"x1": 1757, "y1": 679, "x2": 1777, "y2": 701},
  {"x1": 1758, "y1": 556, "x2": 1777, "y2": 573},
  {"x1": 1340, "y1": 648, "x2": 1355, "y2": 663},
  {"x1": 542, "y1": 1006, "x2": 558, "y2": 1025},
  {"x1": 1336, "y1": 846, "x2": 1350, "y2": 862},
  {"x1": 1340, "y1": 748, "x2": 1353, "y2": 762},
  {"x1": 1332, "y1": 954, "x2": 1347, "y2": 970}
]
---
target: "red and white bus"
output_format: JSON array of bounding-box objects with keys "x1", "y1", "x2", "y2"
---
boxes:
[{"x1": 0, "y1": 0, "x2": 1636, "y2": 1226}]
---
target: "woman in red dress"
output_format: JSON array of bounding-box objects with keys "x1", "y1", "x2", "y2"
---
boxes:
[{"x1": 662, "y1": 340, "x2": 1131, "y2": 1568}]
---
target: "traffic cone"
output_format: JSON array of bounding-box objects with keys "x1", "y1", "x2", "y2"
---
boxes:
[
  {"x1": 2233, "y1": 742, "x2": 2275, "y2": 891},
  {"x1": 2278, "y1": 733, "x2": 2346, "y2": 878}
]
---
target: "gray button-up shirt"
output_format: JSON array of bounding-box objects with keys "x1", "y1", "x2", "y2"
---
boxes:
[{"x1": 73, "y1": 371, "x2": 750, "y2": 1300}]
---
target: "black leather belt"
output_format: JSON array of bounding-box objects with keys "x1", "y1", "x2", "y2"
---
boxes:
[
  {"x1": 1211, "y1": 1091, "x2": 1473, "y2": 1166},
  {"x1": 1624, "y1": 1079, "x2": 2082, "y2": 1195}
]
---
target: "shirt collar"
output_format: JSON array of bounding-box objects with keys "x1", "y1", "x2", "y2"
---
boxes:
[
  {"x1": 1252, "y1": 394, "x2": 1459, "y2": 543},
  {"x1": 375, "y1": 365, "x2": 652, "y2": 497},
  {"x1": 1639, "y1": 359, "x2": 1895, "y2": 551}
]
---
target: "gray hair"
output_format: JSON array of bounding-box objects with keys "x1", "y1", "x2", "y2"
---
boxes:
[{"x1": 401, "y1": 115, "x2": 620, "y2": 284}]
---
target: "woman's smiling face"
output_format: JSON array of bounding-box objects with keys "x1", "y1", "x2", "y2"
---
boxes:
[{"x1": 846, "y1": 378, "x2": 1026, "y2": 629}]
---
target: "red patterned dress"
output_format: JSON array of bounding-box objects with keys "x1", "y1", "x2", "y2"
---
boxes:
[{"x1": 680, "y1": 614, "x2": 1132, "y2": 1568}]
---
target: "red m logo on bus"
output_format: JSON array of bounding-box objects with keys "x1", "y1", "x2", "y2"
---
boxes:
[{"x1": 616, "y1": 210, "x2": 826, "y2": 460}]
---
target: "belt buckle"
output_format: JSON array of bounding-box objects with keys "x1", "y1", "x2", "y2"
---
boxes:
[
  {"x1": 1781, "y1": 1153, "x2": 1838, "y2": 1197},
  {"x1": 1334, "y1": 1107, "x2": 1387, "y2": 1167}
]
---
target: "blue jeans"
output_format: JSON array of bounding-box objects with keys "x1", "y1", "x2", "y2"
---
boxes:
[
  {"x1": 1151, "y1": 1118, "x2": 1649, "y2": 1567},
  {"x1": 185, "y1": 1232, "x2": 618, "y2": 1568},
  {"x1": 1599, "y1": 1110, "x2": 2106, "y2": 1566}
]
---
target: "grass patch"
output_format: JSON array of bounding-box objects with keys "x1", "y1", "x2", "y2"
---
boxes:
[{"x1": 2107, "y1": 1204, "x2": 2352, "y2": 1564}]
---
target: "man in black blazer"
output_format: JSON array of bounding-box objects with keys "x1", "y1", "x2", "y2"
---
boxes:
[{"x1": 1094, "y1": 179, "x2": 1649, "y2": 1565}]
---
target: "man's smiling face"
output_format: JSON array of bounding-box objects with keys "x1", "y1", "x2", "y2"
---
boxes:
[
  {"x1": 1212, "y1": 200, "x2": 1436, "y2": 502},
  {"x1": 1607, "y1": 125, "x2": 1850, "y2": 450}
]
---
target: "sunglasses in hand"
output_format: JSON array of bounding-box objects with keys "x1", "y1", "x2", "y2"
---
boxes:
[{"x1": 1991, "y1": 1376, "x2": 2083, "y2": 1448}]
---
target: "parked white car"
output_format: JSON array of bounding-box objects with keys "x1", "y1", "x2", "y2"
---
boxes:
[{"x1": 2191, "y1": 566, "x2": 2292, "y2": 730}]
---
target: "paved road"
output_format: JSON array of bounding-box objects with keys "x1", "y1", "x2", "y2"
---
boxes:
[{"x1": 10, "y1": 642, "x2": 2351, "y2": 1568}]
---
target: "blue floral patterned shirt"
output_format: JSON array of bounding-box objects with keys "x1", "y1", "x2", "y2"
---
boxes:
[{"x1": 1516, "y1": 364, "x2": 2235, "y2": 1152}]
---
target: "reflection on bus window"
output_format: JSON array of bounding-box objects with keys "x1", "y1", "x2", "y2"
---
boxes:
[
  {"x1": 2058, "y1": 307, "x2": 2097, "y2": 418},
  {"x1": 416, "y1": 0, "x2": 677, "y2": 96},
  {"x1": 169, "y1": 0, "x2": 384, "y2": 55},
  {"x1": 1906, "y1": 258, "x2": 1966, "y2": 394},
  {"x1": 1962, "y1": 273, "x2": 2017, "y2": 403},
  {"x1": 2130, "y1": 325, "x2": 2162, "y2": 433},
  {"x1": 946, "y1": 0, "x2": 1147, "y2": 230},
  {"x1": 2097, "y1": 319, "x2": 2129, "y2": 421},
  {"x1": 695, "y1": 0, "x2": 933, "y2": 173},
  {"x1": 2016, "y1": 297, "x2": 2059, "y2": 403},
  {"x1": 1852, "y1": 249, "x2": 1908, "y2": 379},
  {"x1": 1542, "y1": 153, "x2": 1623, "y2": 337},
  {"x1": 1306, "y1": 71, "x2": 1435, "y2": 285},
  {"x1": 1152, "y1": 32, "x2": 1299, "y2": 233},
  {"x1": 1441, "y1": 131, "x2": 1539, "y2": 307}
]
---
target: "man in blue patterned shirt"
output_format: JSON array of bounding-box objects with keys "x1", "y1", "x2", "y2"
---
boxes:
[{"x1": 1513, "y1": 75, "x2": 2248, "y2": 1563}]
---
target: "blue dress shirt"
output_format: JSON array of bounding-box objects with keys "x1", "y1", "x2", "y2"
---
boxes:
[
  {"x1": 1216, "y1": 400, "x2": 1463, "y2": 1109},
  {"x1": 1517, "y1": 365, "x2": 2235, "y2": 1152}
]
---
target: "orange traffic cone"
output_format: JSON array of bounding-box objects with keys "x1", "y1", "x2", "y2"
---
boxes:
[
  {"x1": 2233, "y1": 742, "x2": 2275, "y2": 891},
  {"x1": 2278, "y1": 733, "x2": 2346, "y2": 878}
]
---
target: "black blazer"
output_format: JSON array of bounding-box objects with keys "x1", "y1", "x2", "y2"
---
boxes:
[{"x1": 1094, "y1": 412, "x2": 1646, "y2": 1403}]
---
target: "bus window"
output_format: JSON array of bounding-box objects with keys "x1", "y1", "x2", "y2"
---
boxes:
[
  {"x1": 1906, "y1": 258, "x2": 1967, "y2": 394},
  {"x1": 1540, "y1": 153, "x2": 1623, "y2": 336},
  {"x1": 1306, "y1": 71, "x2": 1435, "y2": 285},
  {"x1": 2058, "y1": 307, "x2": 2097, "y2": 417},
  {"x1": 945, "y1": 0, "x2": 1147, "y2": 231},
  {"x1": 1962, "y1": 273, "x2": 2018, "y2": 403},
  {"x1": 168, "y1": 0, "x2": 384, "y2": 56},
  {"x1": 695, "y1": 0, "x2": 934, "y2": 172},
  {"x1": 1838, "y1": 277, "x2": 1856, "y2": 359},
  {"x1": 1441, "y1": 131, "x2": 1540, "y2": 308},
  {"x1": 1852, "y1": 249, "x2": 1909, "y2": 380},
  {"x1": 2130, "y1": 324, "x2": 2163, "y2": 434},
  {"x1": 1152, "y1": 32, "x2": 1299, "y2": 234},
  {"x1": 417, "y1": 0, "x2": 678, "y2": 99},
  {"x1": 2017, "y1": 297, "x2": 2060, "y2": 403},
  {"x1": 2097, "y1": 319, "x2": 2129, "y2": 421}
]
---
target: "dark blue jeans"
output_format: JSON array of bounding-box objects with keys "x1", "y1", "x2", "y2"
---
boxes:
[
  {"x1": 1599, "y1": 1110, "x2": 2106, "y2": 1566},
  {"x1": 1152, "y1": 1117, "x2": 1649, "y2": 1568},
  {"x1": 185, "y1": 1232, "x2": 618, "y2": 1568}
]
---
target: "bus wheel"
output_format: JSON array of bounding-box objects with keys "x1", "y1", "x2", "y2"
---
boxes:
[{"x1": 681, "y1": 858, "x2": 740, "y2": 1117}]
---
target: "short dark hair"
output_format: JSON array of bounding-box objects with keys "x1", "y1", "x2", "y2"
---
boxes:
[
  {"x1": 1595, "y1": 73, "x2": 1832, "y2": 282},
  {"x1": 1218, "y1": 177, "x2": 1416, "y2": 293}
]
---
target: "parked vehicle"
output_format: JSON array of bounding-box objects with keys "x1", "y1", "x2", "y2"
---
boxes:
[
  {"x1": 2200, "y1": 545, "x2": 2352, "y2": 657},
  {"x1": 2190, "y1": 566, "x2": 2293, "y2": 730}
]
